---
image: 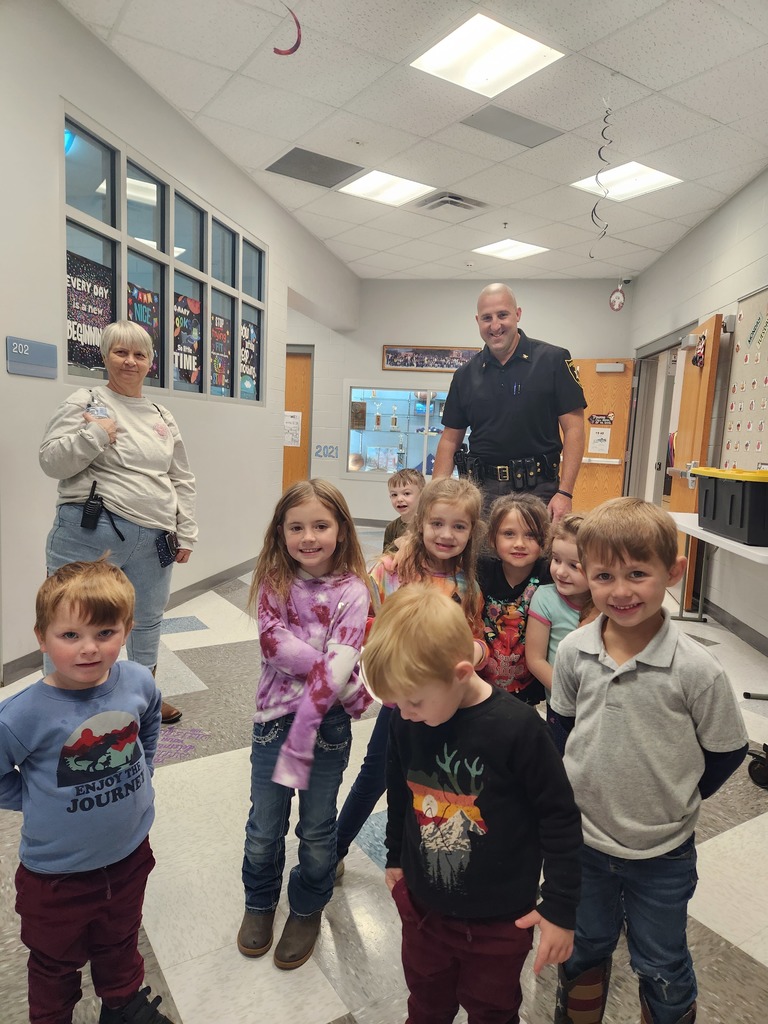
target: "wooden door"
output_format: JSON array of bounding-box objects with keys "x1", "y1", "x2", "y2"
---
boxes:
[
  {"x1": 571, "y1": 358, "x2": 635, "y2": 513},
  {"x1": 282, "y1": 350, "x2": 312, "y2": 492},
  {"x1": 669, "y1": 314, "x2": 723, "y2": 608}
]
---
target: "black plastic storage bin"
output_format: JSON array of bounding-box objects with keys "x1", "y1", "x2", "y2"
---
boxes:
[{"x1": 692, "y1": 467, "x2": 768, "y2": 545}]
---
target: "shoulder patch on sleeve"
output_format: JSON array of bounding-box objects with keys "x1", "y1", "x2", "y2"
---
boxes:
[{"x1": 566, "y1": 359, "x2": 582, "y2": 387}]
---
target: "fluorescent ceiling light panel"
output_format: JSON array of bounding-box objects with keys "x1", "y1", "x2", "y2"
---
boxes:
[
  {"x1": 472, "y1": 238, "x2": 549, "y2": 261},
  {"x1": 338, "y1": 171, "x2": 435, "y2": 207},
  {"x1": 411, "y1": 14, "x2": 564, "y2": 98},
  {"x1": 570, "y1": 161, "x2": 682, "y2": 201}
]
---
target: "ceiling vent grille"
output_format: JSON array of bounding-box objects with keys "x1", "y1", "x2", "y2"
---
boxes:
[{"x1": 411, "y1": 191, "x2": 487, "y2": 212}]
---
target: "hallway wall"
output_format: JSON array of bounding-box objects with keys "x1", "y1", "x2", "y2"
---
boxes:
[{"x1": 0, "y1": 0, "x2": 358, "y2": 669}]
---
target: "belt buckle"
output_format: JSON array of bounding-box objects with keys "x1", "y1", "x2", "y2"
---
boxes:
[{"x1": 496, "y1": 465, "x2": 509, "y2": 482}]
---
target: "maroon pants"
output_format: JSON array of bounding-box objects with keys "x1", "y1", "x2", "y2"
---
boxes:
[
  {"x1": 392, "y1": 878, "x2": 534, "y2": 1024},
  {"x1": 15, "y1": 837, "x2": 155, "y2": 1024}
]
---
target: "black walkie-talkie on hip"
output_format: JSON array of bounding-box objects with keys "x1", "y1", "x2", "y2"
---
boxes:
[{"x1": 80, "y1": 481, "x2": 104, "y2": 530}]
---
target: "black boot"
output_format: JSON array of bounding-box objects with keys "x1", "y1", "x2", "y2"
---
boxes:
[
  {"x1": 99, "y1": 987, "x2": 175, "y2": 1024},
  {"x1": 554, "y1": 960, "x2": 611, "y2": 1023}
]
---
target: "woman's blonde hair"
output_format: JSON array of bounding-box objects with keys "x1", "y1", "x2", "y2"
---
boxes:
[
  {"x1": 487, "y1": 492, "x2": 549, "y2": 550},
  {"x1": 393, "y1": 477, "x2": 484, "y2": 628},
  {"x1": 361, "y1": 584, "x2": 474, "y2": 701},
  {"x1": 100, "y1": 320, "x2": 154, "y2": 362},
  {"x1": 248, "y1": 479, "x2": 368, "y2": 609}
]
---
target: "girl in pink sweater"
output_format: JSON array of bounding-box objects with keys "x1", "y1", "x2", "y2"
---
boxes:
[{"x1": 238, "y1": 480, "x2": 370, "y2": 971}]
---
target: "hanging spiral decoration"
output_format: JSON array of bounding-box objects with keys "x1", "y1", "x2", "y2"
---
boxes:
[{"x1": 589, "y1": 107, "x2": 613, "y2": 260}]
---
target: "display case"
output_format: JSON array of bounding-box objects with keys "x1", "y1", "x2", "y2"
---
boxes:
[{"x1": 346, "y1": 386, "x2": 450, "y2": 477}]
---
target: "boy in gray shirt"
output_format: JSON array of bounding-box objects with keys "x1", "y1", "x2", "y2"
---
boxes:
[{"x1": 550, "y1": 498, "x2": 748, "y2": 1024}]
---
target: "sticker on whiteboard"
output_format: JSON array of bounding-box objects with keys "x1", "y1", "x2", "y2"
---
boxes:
[
  {"x1": 588, "y1": 427, "x2": 611, "y2": 454},
  {"x1": 284, "y1": 411, "x2": 302, "y2": 447}
]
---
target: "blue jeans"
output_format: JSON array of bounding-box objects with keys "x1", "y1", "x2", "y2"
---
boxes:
[
  {"x1": 45, "y1": 503, "x2": 173, "y2": 669},
  {"x1": 336, "y1": 704, "x2": 392, "y2": 860},
  {"x1": 242, "y1": 705, "x2": 351, "y2": 918},
  {"x1": 565, "y1": 838, "x2": 698, "y2": 1024}
]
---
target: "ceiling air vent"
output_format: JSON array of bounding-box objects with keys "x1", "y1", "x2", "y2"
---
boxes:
[{"x1": 411, "y1": 191, "x2": 487, "y2": 212}]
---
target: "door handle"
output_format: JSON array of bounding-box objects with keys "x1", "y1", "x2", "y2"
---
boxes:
[{"x1": 581, "y1": 457, "x2": 622, "y2": 465}]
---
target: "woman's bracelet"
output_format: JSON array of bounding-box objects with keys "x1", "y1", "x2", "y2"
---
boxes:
[{"x1": 556, "y1": 488, "x2": 573, "y2": 499}]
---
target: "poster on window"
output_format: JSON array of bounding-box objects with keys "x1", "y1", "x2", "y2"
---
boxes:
[
  {"x1": 66, "y1": 251, "x2": 114, "y2": 371},
  {"x1": 173, "y1": 293, "x2": 202, "y2": 388},
  {"x1": 127, "y1": 282, "x2": 161, "y2": 380},
  {"x1": 240, "y1": 318, "x2": 260, "y2": 401},
  {"x1": 210, "y1": 313, "x2": 232, "y2": 396}
]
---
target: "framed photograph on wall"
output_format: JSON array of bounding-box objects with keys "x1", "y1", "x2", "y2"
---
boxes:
[{"x1": 382, "y1": 345, "x2": 479, "y2": 372}]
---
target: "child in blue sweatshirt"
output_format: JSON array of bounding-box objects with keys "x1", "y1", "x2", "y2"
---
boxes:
[{"x1": 0, "y1": 559, "x2": 173, "y2": 1024}]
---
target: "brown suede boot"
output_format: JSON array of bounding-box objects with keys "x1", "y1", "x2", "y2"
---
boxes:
[
  {"x1": 640, "y1": 993, "x2": 696, "y2": 1024},
  {"x1": 237, "y1": 910, "x2": 275, "y2": 957},
  {"x1": 554, "y1": 960, "x2": 612, "y2": 1023},
  {"x1": 273, "y1": 911, "x2": 322, "y2": 970}
]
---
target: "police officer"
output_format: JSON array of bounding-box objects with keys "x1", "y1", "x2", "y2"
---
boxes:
[{"x1": 433, "y1": 283, "x2": 586, "y2": 520}]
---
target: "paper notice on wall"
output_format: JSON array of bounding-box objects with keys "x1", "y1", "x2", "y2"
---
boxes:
[
  {"x1": 284, "y1": 411, "x2": 302, "y2": 447},
  {"x1": 588, "y1": 427, "x2": 611, "y2": 454}
]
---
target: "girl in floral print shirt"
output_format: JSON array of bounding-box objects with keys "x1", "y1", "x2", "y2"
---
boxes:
[
  {"x1": 238, "y1": 480, "x2": 370, "y2": 970},
  {"x1": 478, "y1": 493, "x2": 551, "y2": 705}
]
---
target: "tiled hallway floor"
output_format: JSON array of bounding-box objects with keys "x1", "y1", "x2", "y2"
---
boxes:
[{"x1": 2, "y1": 527, "x2": 768, "y2": 1023}]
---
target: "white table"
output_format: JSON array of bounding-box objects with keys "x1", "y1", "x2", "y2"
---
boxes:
[{"x1": 669, "y1": 511, "x2": 768, "y2": 700}]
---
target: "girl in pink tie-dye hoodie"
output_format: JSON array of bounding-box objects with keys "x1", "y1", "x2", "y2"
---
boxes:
[{"x1": 238, "y1": 480, "x2": 370, "y2": 969}]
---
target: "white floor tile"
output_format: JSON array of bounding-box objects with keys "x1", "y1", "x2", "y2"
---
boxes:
[
  {"x1": 689, "y1": 811, "x2": 768, "y2": 946},
  {"x1": 161, "y1": 591, "x2": 258, "y2": 650}
]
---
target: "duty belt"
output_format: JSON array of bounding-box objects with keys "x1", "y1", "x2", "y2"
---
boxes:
[{"x1": 457, "y1": 452, "x2": 560, "y2": 490}]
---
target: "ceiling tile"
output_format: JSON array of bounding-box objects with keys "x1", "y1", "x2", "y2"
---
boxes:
[
  {"x1": 350, "y1": 251, "x2": 422, "y2": 271},
  {"x1": 710, "y1": 0, "x2": 768, "y2": 34},
  {"x1": 330, "y1": 225, "x2": 413, "y2": 251},
  {"x1": 604, "y1": 249, "x2": 663, "y2": 272},
  {"x1": 521, "y1": 223, "x2": 597, "y2": 248},
  {"x1": 292, "y1": 210, "x2": 359, "y2": 239},
  {"x1": 265, "y1": 148, "x2": 363, "y2": 188},
  {"x1": 297, "y1": 0, "x2": 472, "y2": 63},
  {"x1": 421, "y1": 223, "x2": 502, "y2": 250},
  {"x1": 521, "y1": 249, "x2": 587, "y2": 271},
  {"x1": 572, "y1": 95, "x2": 718, "y2": 158},
  {"x1": 110, "y1": 35, "x2": 233, "y2": 114},
  {"x1": 247, "y1": 170, "x2": 329, "y2": 210},
  {"x1": 493, "y1": 55, "x2": 651, "y2": 132},
  {"x1": 325, "y1": 239, "x2": 379, "y2": 261},
  {"x1": 449, "y1": 165, "x2": 555, "y2": 206},
  {"x1": 480, "y1": 0, "x2": 668, "y2": 52},
  {"x1": 614, "y1": 220, "x2": 691, "y2": 248},
  {"x1": 582, "y1": 0, "x2": 765, "y2": 90},
  {"x1": 202, "y1": 77, "x2": 337, "y2": 139},
  {"x1": 241, "y1": 29, "x2": 394, "y2": 107},
  {"x1": 623, "y1": 180, "x2": 725, "y2": 219},
  {"x1": 365, "y1": 210, "x2": 453, "y2": 239},
  {"x1": 351, "y1": 263, "x2": 393, "y2": 278},
  {"x1": 562, "y1": 236, "x2": 647, "y2": 259},
  {"x1": 695, "y1": 160, "x2": 768, "y2": 197},
  {"x1": 295, "y1": 111, "x2": 421, "y2": 167},
  {"x1": 567, "y1": 204, "x2": 660, "y2": 233},
  {"x1": 346, "y1": 66, "x2": 485, "y2": 137},
  {"x1": 646, "y1": 127, "x2": 768, "y2": 183},
  {"x1": 462, "y1": 207, "x2": 550, "y2": 236},
  {"x1": 431, "y1": 123, "x2": 529, "y2": 163},
  {"x1": 506, "y1": 134, "x2": 633, "y2": 186},
  {"x1": 386, "y1": 263, "x2": 457, "y2": 279},
  {"x1": 379, "y1": 140, "x2": 493, "y2": 190},
  {"x1": 295, "y1": 190, "x2": 390, "y2": 224},
  {"x1": 194, "y1": 116, "x2": 288, "y2": 169},
  {"x1": 58, "y1": 0, "x2": 125, "y2": 29},
  {"x1": 118, "y1": 0, "x2": 281, "y2": 70},
  {"x1": 664, "y1": 45, "x2": 768, "y2": 124},
  {"x1": 731, "y1": 113, "x2": 768, "y2": 149},
  {"x1": 514, "y1": 185, "x2": 597, "y2": 223},
  {"x1": 558, "y1": 259, "x2": 627, "y2": 279},
  {"x1": 386, "y1": 239, "x2": 459, "y2": 262}
]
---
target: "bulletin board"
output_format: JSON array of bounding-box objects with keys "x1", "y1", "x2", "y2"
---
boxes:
[{"x1": 723, "y1": 287, "x2": 768, "y2": 470}]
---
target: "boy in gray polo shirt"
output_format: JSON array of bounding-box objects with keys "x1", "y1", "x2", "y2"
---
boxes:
[{"x1": 550, "y1": 498, "x2": 748, "y2": 1024}]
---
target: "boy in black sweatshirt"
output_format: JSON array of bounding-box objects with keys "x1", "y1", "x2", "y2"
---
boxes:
[{"x1": 361, "y1": 584, "x2": 582, "y2": 1024}]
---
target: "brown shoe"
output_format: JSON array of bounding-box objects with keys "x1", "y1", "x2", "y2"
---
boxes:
[
  {"x1": 273, "y1": 911, "x2": 322, "y2": 970},
  {"x1": 161, "y1": 701, "x2": 182, "y2": 724},
  {"x1": 237, "y1": 910, "x2": 275, "y2": 958}
]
